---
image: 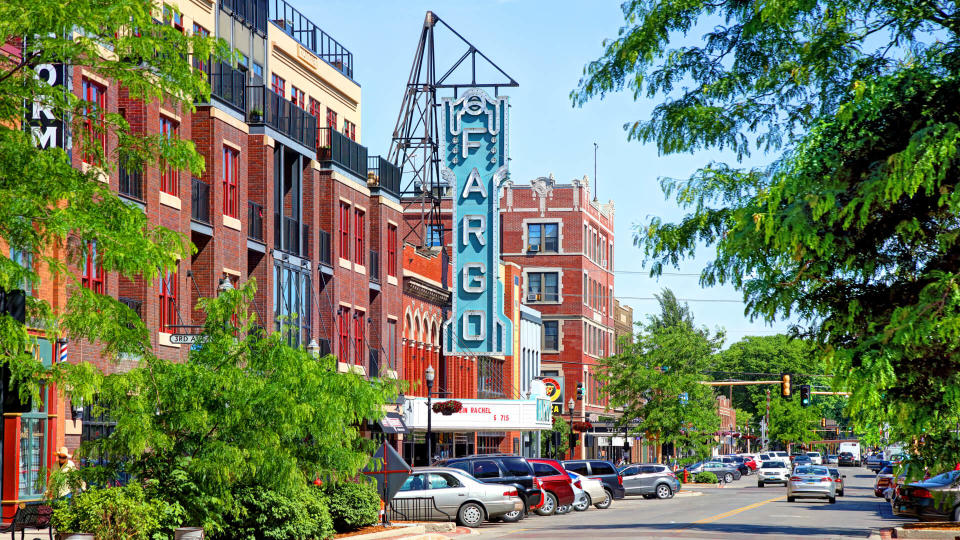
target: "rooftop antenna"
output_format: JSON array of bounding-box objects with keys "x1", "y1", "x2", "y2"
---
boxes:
[{"x1": 593, "y1": 142, "x2": 598, "y2": 202}]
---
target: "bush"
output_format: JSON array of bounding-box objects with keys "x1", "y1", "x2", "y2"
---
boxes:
[
  {"x1": 322, "y1": 480, "x2": 380, "y2": 533},
  {"x1": 50, "y1": 482, "x2": 185, "y2": 540},
  {"x1": 693, "y1": 472, "x2": 718, "y2": 484},
  {"x1": 225, "y1": 486, "x2": 333, "y2": 540}
]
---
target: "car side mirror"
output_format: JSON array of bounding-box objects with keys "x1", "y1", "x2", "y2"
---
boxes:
[{"x1": 842, "y1": 475, "x2": 847, "y2": 478}]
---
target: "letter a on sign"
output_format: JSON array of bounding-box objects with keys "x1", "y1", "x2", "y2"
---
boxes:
[{"x1": 441, "y1": 88, "x2": 513, "y2": 356}]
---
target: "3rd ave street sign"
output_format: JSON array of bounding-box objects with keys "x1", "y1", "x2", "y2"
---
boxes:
[{"x1": 169, "y1": 334, "x2": 211, "y2": 345}]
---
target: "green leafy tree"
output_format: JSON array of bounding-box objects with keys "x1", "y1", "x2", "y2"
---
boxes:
[
  {"x1": 575, "y1": 0, "x2": 960, "y2": 470},
  {"x1": 540, "y1": 416, "x2": 571, "y2": 459},
  {"x1": 80, "y1": 284, "x2": 397, "y2": 535},
  {"x1": 0, "y1": 1, "x2": 225, "y2": 400},
  {"x1": 764, "y1": 396, "x2": 821, "y2": 448}
]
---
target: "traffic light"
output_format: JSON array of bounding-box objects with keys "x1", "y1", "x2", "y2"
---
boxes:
[
  {"x1": 576, "y1": 382, "x2": 584, "y2": 400},
  {"x1": 800, "y1": 384, "x2": 811, "y2": 407},
  {"x1": 821, "y1": 417, "x2": 826, "y2": 428},
  {"x1": 781, "y1": 374, "x2": 792, "y2": 398}
]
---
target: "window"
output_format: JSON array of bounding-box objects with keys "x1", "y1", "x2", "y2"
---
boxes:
[
  {"x1": 291, "y1": 86, "x2": 305, "y2": 109},
  {"x1": 533, "y1": 462, "x2": 561, "y2": 477},
  {"x1": 472, "y1": 460, "x2": 501, "y2": 479},
  {"x1": 337, "y1": 307, "x2": 349, "y2": 363},
  {"x1": 501, "y1": 458, "x2": 532, "y2": 477},
  {"x1": 354, "y1": 209, "x2": 365, "y2": 265},
  {"x1": 565, "y1": 462, "x2": 589, "y2": 476},
  {"x1": 543, "y1": 320, "x2": 559, "y2": 350},
  {"x1": 18, "y1": 413, "x2": 45, "y2": 499},
  {"x1": 527, "y1": 223, "x2": 558, "y2": 252},
  {"x1": 428, "y1": 473, "x2": 462, "y2": 489},
  {"x1": 591, "y1": 462, "x2": 616, "y2": 475},
  {"x1": 81, "y1": 240, "x2": 104, "y2": 294},
  {"x1": 192, "y1": 23, "x2": 209, "y2": 71},
  {"x1": 271, "y1": 74, "x2": 285, "y2": 96},
  {"x1": 222, "y1": 146, "x2": 239, "y2": 218},
  {"x1": 309, "y1": 98, "x2": 323, "y2": 148},
  {"x1": 354, "y1": 310, "x2": 365, "y2": 365},
  {"x1": 11, "y1": 248, "x2": 33, "y2": 296},
  {"x1": 387, "y1": 225, "x2": 397, "y2": 277},
  {"x1": 163, "y1": 4, "x2": 183, "y2": 31},
  {"x1": 326, "y1": 108, "x2": 337, "y2": 130},
  {"x1": 387, "y1": 319, "x2": 397, "y2": 369},
  {"x1": 583, "y1": 273, "x2": 588, "y2": 306},
  {"x1": 343, "y1": 119, "x2": 356, "y2": 141},
  {"x1": 160, "y1": 116, "x2": 178, "y2": 195},
  {"x1": 527, "y1": 272, "x2": 558, "y2": 302},
  {"x1": 252, "y1": 62, "x2": 263, "y2": 81},
  {"x1": 339, "y1": 202, "x2": 350, "y2": 260},
  {"x1": 158, "y1": 268, "x2": 177, "y2": 332},
  {"x1": 426, "y1": 225, "x2": 443, "y2": 247},
  {"x1": 81, "y1": 78, "x2": 106, "y2": 165},
  {"x1": 399, "y1": 473, "x2": 427, "y2": 492}
]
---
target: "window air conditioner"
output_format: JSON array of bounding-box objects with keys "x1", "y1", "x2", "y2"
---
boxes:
[
  {"x1": 528, "y1": 244, "x2": 540, "y2": 252},
  {"x1": 527, "y1": 292, "x2": 542, "y2": 302}
]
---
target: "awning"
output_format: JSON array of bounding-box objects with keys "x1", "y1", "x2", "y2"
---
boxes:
[{"x1": 377, "y1": 412, "x2": 408, "y2": 434}]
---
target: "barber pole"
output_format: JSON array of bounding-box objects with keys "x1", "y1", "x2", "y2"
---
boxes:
[{"x1": 58, "y1": 339, "x2": 68, "y2": 364}]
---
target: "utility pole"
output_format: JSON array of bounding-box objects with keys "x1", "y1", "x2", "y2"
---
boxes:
[{"x1": 765, "y1": 389, "x2": 771, "y2": 450}]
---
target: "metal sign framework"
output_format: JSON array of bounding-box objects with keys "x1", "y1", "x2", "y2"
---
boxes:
[{"x1": 388, "y1": 11, "x2": 518, "y2": 249}]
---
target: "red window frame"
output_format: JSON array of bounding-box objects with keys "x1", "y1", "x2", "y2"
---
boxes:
[
  {"x1": 80, "y1": 240, "x2": 104, "y2": 294},
  {"x1": 309, "y1": 98, "x2": 323, "y2": 148},
  {"x1": 159, "y1": 116, "x2": 178, "y2": 195},
  {"x1": 339, "y1": 202, "x2": 350, "y2": 260},
  {"x1": 159, "y1": 268, "x2": 178, "y2": 333},
  {"x1": 387, "y1": 224, "x2": 397, "y2": 277},
  {"x1": 354, "y1": 310, "x2": 365, "y2": 366},
  {"x1": 291, "y1": 86, "x2": 305, "y2": 109},
  {"x1": 338, "y1": 307, "x2": 349, "y2": 363},
  {"x1": 271, "y1": 74, "x2": 285, "y2": 96},
  {"x1": 343, "y1": 119, "x2": 356, "y2": 141},
  {"x1": 81, "y1": 78, "x2": 106, "y2": 165},
  {"x1": 326, "y1": 108, "x2": 337, "y2": 130},
  {"x1": 192, "y1": 23, "x2": 209, "y2": 72},
  {"x1": 222, "y1": 145, "x2": 239, "y2": 218},
  {"x1": 354, "y1": 209, "x2": 365, "y2": 265}
]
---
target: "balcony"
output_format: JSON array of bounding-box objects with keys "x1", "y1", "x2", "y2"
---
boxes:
[
  {"x1": 247, "y1": 84, "x2": 317, "y2": 149},
  {"x1": 317, "y1": 127, "x2": 367, "y2": 180},
  {"x1": 191, "y1": 179, "x2": 210, "y2": 224},
  {"x1": 269, "y1": 0, "x2": 353, "y2": 78},
  {"x1": 318, "y1": 230, "x2": 332, "y2": 267},
  {"x1": 205, "y1": 61, "x2": 246, "y2": 113},
  {"x1": 369, "y1": 250, "x2": 380, "y2": 284},
  {"x1": 367, "y1": 156, "x2": 401, "y2": 197},
  {"x1": 220, "y1": 0, "x2": 268, "y2": 35},
  {"x1": 118, "y1": 159, "x2": 143, "y2": 202},
  {"x1": 248, "y1": 201, "x2": 264, "y2": 242}
]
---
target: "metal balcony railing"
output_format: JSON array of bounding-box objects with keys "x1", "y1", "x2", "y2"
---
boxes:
[
  {"x1": 248, "y1": 201, "x2": 264, "y2": 241},
  {"x1": 367, "y1": 155, "x2": 401, "y2": 196},
  {"x1": 220, "y1": 0, "x2": 268, "y2": 35},
  {"x1": 369, "y1": 250, "x2": 380, "y2": 284},
  {"x1": 205, "y1": 61, "x2": 246, "y2": 113},
  {"x1": 318, "y1": 230, "x2": 332, "y2": 266},
  {"x1": 246, "y1": 84, "x2": 316, "y2": 149},
  {"x1": 317, "y1": 127, "x2": 368, "y2": 180},
  {"x1": 268, "y1": 0, "x2": 353, "y2": 78},
  {"x1": 118, "y1": 159, "x2": 143, "y2": 201},
  {"x1": 191, "y1": 179, "x2": 210, "y2": 224}
]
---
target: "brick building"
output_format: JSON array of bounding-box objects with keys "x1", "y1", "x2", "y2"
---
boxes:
[
  {"x1": 500, "y1": 174, "x2": 616, "y2": 459},
  {"x1": 613, "y1": 299, "x2": 634, "y2": 354}
]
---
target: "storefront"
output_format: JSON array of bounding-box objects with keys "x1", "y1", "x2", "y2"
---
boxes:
[{"x1": 401, "y1": 397, "x2": 552, "y2": 465}]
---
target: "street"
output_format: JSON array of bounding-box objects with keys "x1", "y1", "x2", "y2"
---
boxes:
[{"x1": 470, "y1": 468, "x2": 902, "y2": 539}]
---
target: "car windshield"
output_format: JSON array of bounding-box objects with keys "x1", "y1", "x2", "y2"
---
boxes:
[
  {"x1": 762, "y1": 462, "x2": 786, "y2": 469},
  {"x1": 795, "y1": 466, "x2": 829, "y2": 476},
  {"x1": 924, "y1": 471, "x2": 960, "y2": 486}
]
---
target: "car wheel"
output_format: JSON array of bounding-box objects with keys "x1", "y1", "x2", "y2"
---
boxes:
[
  {"x1": 839, "y1": 489, "x2": 844, "y2": 496},
  {"x1": 557, "y1": 504, "x2": 571, "y2": 514},
  {"x1": 724, "y1": 473, "x2": 734, "y2": 483},
  {"x1": 788, "y1": 496, "x2": 795, "y2": 503},
  {"x1": 952, "y1": 505, "x2": 960, "y2": 522},
  {"x1": 758, "y1": 481, "x2": 764, "y2": 488},
  {"x1": 458, "y1": 502, "x2": 485, "y2": 528},
  {"x1": 734, "y1": 471, "x2": 742, "y2": 481},
  {"x1": 594, "y1": 489, "x2": 613, "y2": 509},
  {"x1": 573, "y1": 494, "x2": 591, "y2": 511},
  {"x1": 501, "y1": 508, "x2": 522, "y2": 523},
  {"x1": 656, "y1": 484, "x2": 673, "y2": 500},
  {"x1": 535, "y1": 492, "x2": 557, "y2": 516},
  {"x1": 829, "y1": 496, "x2": 836, "y2": 504}
]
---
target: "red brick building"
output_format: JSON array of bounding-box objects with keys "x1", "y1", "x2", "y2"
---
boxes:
[{"x1": 500, "y1": 174, "x2": 616, "y2": 459}]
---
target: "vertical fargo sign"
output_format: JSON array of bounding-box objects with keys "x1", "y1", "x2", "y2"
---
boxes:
[{"x1": 442, "y1": 88, "x2": 512, "y2": 356}]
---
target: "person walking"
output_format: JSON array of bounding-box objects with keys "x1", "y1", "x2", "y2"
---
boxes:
[{"x1": 47, "y1": 447, "x2": 85, "y2": 499}]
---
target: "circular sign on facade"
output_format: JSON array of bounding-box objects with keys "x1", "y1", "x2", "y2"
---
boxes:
[{"x1": 541, "y1": 377, "x2": 562, "y2": 402}]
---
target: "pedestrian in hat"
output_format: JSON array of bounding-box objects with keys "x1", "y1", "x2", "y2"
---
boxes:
[{"x1": 47, "y1": 447, "x2": 85, "y2": 499}]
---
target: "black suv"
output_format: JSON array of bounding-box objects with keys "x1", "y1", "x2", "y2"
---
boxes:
[
  {"x1": 561, "y1": 459, "x2": 626, "y2": 503},
  {"x1": 435, "y1": 455, "x2": 542, "y2": 522},
  {"x1": 838, "y1": 452, "x2": 858, "y2": 467}
]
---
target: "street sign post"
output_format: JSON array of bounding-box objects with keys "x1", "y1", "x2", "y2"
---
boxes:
[{"x1": 362, "y1": 443, "x2": 412, "y2": 527}]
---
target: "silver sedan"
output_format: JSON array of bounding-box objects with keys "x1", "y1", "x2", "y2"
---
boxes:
[
  {"x1": 787, "y1": 466, "x2": 837, "y2": 504},
  {"x1": 392, "y1": 467, "x2": 524, "y2": 527}
]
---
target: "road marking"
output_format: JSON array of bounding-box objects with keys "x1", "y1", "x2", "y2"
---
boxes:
[{"x1": 669, "y1": 494, "x2": 786, "y2": 532}]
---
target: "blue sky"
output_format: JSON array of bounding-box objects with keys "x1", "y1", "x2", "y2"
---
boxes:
[{"x1": 301, "y1": 0, "x2": 792, "y2": 344}]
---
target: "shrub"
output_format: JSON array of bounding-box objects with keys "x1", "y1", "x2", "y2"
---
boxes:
[
  {"x1": 322, "y1": 480, "x2": 380, "y2": 533},
  {"x1": 693, "y1": 472, "x2": 718, "y2": 484},
  {"x1": 50, "y1": 482, "x2": 185, "y2": 540},
  {"x1": 225, "y1": 486, "x2": 333, "y2": 540}
]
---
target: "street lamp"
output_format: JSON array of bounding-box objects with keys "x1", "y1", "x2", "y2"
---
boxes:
[
  {"x1": 217, "y1": 275, "x2": 233, "y2": 293},
  {"x1": 568, "y1": 398, "x2": 575, "y2": 459},
  {"x1": 426, "y1": 365, "x2": 435, "y2": 465}
]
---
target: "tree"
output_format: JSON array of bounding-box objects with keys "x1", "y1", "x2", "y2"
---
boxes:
[
  {"x1": 575, "y1": 1, "x2": 960, "y2": 471},
  {"x1": 764, "y1": 396, "x2": 821, "y2": 448},
  {"x1": 540, "y1": 416, "x2": 571, "y2": 459},
  {"x1": 647, "y1": 288, "x2": 694, "y2": 330},
  {"x1": 599, "y1": 293, "x2": 723, "y2": 462},
  {"x1": 0, "y1": 1, "x2": 223, "y2": 400},
  {"x1": 78, "y1": 284, "x2": 397, "y2": 536}
]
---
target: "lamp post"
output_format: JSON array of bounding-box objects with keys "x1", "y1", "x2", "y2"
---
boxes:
[
  {"x1": 567, "y1": 398, "x2": 575, "y2": 459},
  {"x1": 307, "y1": 339, "x2": 320, "y2": 359},
  {"x1": 426, "y1": 365, "x2": 435, "y2": 465}
]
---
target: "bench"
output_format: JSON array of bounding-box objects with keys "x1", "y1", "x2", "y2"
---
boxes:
[{"x1": 0, "y1": 503, "x2": 53, "y2": 540}]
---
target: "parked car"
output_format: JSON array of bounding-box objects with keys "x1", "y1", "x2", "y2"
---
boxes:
[
  {"x1": 787, "y1": 465, "x2": 837, "y2": 504},
  {"x1": 738, "y1": 454, "x2": 759, "y2": 471},
  {"x1": 806, "y1": 452, "x2": 824, "y2": 465},
  {"x1": 828, "y1": 467, "x2": 846, "y2": 496},
  {"x1": 757, "y1": 460, "x2": 791, "y2": 487},
  {"x1": 567, "y1": 471, "x2": 607, "y2": 511},
  {"x1": 772, "y1": 451, "x2": 790, "y2": 460},
  {"x1": 826, "y1": 454, "x2": 839, "y2": 465},
  {"x1": 791, "y1": 455, "x2": 814, "y2": 468},
  {"x1": 527, "y1": 458, "x2": 576, "y2": 516},
  {"x1": 875, "y1": 464, "x2": 895, "y2": 497},
  {"x1": 896, "y1": 470, "x2": 960, "y2": 521},
  {"x1": 838, "y1": 452, "x2": 858, "y2": 467},
  {"x1": 716, "y1": 456, "x2": 751, "y2": 476},
  {"x1": 562, "y1": 460, "x2": 625, "y2": 508},
  {"x1": 865, "y1": 453, "x2": 885, "y2": 472},
  {"x1": 618, "y1": 463, "x2": 680, "y2": 499},
  {"x1": 393, "y1": 467, "x2": 524, "y2": 527},
  {"x1": 684, "y1": 461, "x2": 741, "y2": 483},
  {"x1": 436, "y1": 455, "x2": 543, "y2": 522}
]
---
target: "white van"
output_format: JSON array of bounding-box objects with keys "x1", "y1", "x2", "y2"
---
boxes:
[{"x1": 838, "y1": 442, "x2": 861, "y2": 466}]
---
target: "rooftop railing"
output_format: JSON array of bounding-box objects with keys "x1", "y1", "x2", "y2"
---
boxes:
[
  {"x1": 220, "y1": 0, "x2": 268, "y2": 35},
  {"x1": 205, "y1": 61, "x2": 246, "y2": 113},
  {"x1": 367, "y1": 155, "x2": 401, "y2": 197},
  {"x1": 269, "y1": 0, "x2": 353, "y2": 78}
]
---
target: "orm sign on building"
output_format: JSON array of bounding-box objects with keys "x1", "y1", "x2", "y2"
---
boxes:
[{"x1": 441, "y1": 88, "x2": 513, "y2": 356}]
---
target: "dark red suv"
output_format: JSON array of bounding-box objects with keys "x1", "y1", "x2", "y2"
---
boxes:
[{"x1": 528, "y1": 458, "x2": 576, "y2": 516}]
